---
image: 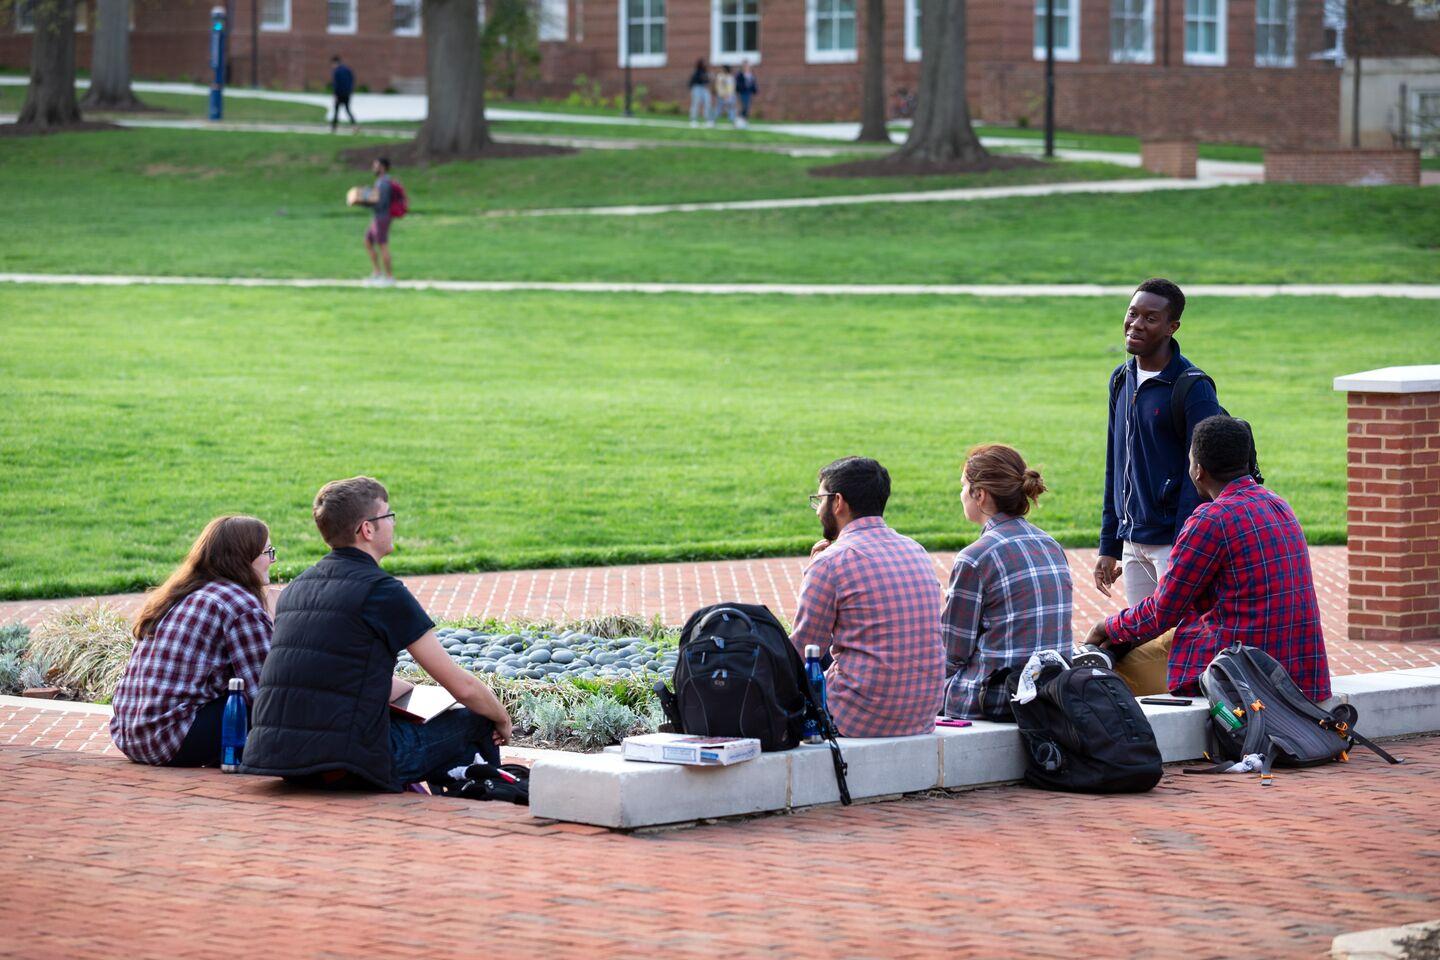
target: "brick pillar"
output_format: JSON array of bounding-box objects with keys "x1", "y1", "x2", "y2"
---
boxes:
[
  {"x1": 1140, "y1": 140, "x2": 1197, "y2": 179},
  {"x1": 1334, "y1": 366, "x2": 1440, "y2": 643}
]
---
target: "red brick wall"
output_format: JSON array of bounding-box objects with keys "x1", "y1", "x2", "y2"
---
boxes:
[
  {"x1": 1140, "y1": 139, "x2": 1196, "y2": 178},
  {"x1": 1265, "y1": 148, "x2": 1422, "y2": 185},
  {"x1": 1346, "y1": 392, "x2": 1440, "y2": 644}
]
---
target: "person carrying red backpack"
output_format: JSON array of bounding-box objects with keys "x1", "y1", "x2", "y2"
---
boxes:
[{"x1": 363, "y1": 157, "x2": 408, "y2": 287}]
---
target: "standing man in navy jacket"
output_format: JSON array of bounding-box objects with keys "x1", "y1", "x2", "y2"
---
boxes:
[
  {"x1": 330, "y1": 55, "x2": 356, "y2": 131},
  {"x1": 1095, "y1": 278, "x2": 1223, "y2": 605}
]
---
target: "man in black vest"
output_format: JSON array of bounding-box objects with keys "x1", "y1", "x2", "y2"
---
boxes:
[{"x1": 244, "y1": 476, "x2": 512, "y2": 791}]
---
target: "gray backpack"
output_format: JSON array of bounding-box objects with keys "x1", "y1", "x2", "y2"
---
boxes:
[{"x1": 1185, "y1": 644, "x2": 1402, "y2": 784}]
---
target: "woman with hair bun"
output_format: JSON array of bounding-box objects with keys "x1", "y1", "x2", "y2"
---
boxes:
[
  {"x1": 940, "y1": 444, "x2": 1073, "y2": 721},
  {"x1": 111, "y1": 515, "x2": 276, "y2": 766}
]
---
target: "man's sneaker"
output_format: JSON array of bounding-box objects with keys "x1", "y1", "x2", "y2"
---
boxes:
[{"x1": 1071, "y1": 645, "x2": 1116, "y2": 670}]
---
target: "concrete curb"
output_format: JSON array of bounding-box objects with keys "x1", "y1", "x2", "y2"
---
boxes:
[{"x1": 1332, "y1": 919, "x2": 1440, "y2": 960}]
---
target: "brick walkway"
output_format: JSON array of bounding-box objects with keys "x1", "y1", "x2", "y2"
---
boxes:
[
  {"x1": 3, "y1": 697, "x2": 1437, "y2": 958},
  {"x1": 5, "y1": 546, "x2": 1440, "y2": 677}
]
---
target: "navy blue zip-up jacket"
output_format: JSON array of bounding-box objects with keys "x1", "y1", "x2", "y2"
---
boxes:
[{"x1": 1100, "y1": 339, "x2": 1222, "y2": 559}]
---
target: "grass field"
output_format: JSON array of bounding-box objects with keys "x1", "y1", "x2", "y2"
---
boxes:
[
  {"x1": 2, "y1": 128, "x2": 1436, "y2": 285},
  {"x1": 2, "y1": 285, "x2": 1431, "y2": 599}
]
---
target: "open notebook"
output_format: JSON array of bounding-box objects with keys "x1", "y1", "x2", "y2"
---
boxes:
[{"x1": 389, "y1": 684, "x2": 459, "y2": 723}]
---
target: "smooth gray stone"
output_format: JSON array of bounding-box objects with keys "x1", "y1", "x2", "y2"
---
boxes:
[
  {"x1": 527, "y1": 649, "x2": 552, "y2": 664},
  {"x1": 461, "y1": 644, "x2": 484, "y2": 655},
  {"x1": 520, "y1": 668, "x2": 546, "y2": 680},
  {"x1": 496, "y1": 666, "x2": 520, "y2": 679},
  {"x1": 551, "y1": 649, "x2": 576, "y2": 664},
  {"x1": 594, "y1": 652, "x2": 619, "y2": 665},
  {"x1": 542, "y1": 663, "x2": 566, "y2": 674},
  {"x1": 477, "y1": 663, "x2": 498, "y2": 674}
]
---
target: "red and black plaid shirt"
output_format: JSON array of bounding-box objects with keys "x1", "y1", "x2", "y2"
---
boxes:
[
  {"x1": 111, "y1": 580, "x2": 273, "y2": 764},
  {"x1": 1105, "y1": 477, "x2": 1331, "y2": 700}
]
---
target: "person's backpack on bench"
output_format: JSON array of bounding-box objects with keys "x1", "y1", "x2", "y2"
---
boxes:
[
  {"x1": 1008, "y1": 651, "x2": 1164, "y2": 794},
  {"x1": 654, "y1": 602, "x2": 850, "y2": 804},
  {"x1": 1186, "y1": 643, "x2": 1403, "y2": 784}
]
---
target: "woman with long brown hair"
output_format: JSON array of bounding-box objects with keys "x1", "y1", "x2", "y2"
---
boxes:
[
  {"x1": 111, "y1": 515, "x2": 276, "y2": 766},
  {"x1": 940, "y1": 444, "x2": 1073, "y2": 721}
]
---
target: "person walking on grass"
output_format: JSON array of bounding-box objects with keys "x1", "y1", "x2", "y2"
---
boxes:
[
  {"x1": 330, "y1": 55, "x2": 357, "y2": 132},
  {"x1": 1095, "y1": 277, "x2": 1222, "y2": 605},
  {"x1": 363, "y1": 157, "x2": 395, "y2": 286},
  {"x1": 688, "y1": 58, "x2": 712, "y2": 128},
  {"x1": 713, "y1": 65, "x2": 738, "y2": 127},
  {"x1": 111, "y1": 516, "x2": 276, "y2": 767},
  {"x1": 243, "y1": 476, "x2": 514, "y2": 793},
  {"x1": 735, "y1": 61, "x2": 758, "y2": 128}
]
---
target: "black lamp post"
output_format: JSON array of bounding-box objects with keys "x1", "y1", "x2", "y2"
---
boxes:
[
  {"x1": 1044, "y1": 0, "x2": 1055, "y2": 158},
  {"x1": 623, "y1": 5, "x2": 634, "y2": 117}
]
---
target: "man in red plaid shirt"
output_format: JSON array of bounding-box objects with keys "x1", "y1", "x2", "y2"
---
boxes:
[
  {"x1": 1086, "y1": 416, "x2": 1332, "y2": 700},
  {"x1": 791, "y1": 457, "x2": 945, "y2": 738}
]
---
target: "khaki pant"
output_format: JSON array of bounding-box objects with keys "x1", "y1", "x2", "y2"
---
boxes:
[{"x1": 1113, "y1": 630, "x2": 1175, "y2": 697}]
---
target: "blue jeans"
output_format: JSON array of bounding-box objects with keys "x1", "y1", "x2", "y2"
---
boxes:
[
  {"x1": 689, "y1": 86, "x2": 712, "y2": 122},
  {"x1": 389, "y1": 707, "x2": 501, "y2": 786}
]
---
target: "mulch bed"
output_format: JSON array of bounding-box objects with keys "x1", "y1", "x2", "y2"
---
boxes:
[
  {"x1": 340, "y1": 139, "x2": 575, "y2": 168},
  {"x1": 811, "y1": 152, "x2": 1044, "y2": 178},
  {"x1": 0, "y1": 121, "x2": 128, "y2": 138}
]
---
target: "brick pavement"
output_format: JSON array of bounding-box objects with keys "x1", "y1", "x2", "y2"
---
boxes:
[
  {"x1": 3, "y1": 705, "x2": 1438, "y2": 959},
  {"x1": 5, "y1": 546, "x2": 1440, "y2": 678}
]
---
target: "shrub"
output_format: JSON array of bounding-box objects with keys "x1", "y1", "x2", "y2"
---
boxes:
[
  {"x1": 568, "y1": 694, "x2": 642, "y2": 751},
  {"x1": 29, "y1": 605, "x2": 134, "y2": 702},
  {"x1": 0, "y1": 652, "x2": 23, "y2": 696},
  {"x1": 523, "y1": 695, "x2": 570, "y2": 742}
]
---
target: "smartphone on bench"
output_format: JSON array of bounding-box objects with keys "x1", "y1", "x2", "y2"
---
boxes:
[
  {"x1": 1139, "y1": 697, "x2": 1193, "y2": 706},
  {"x1": 935, "y1": 717, "x2": 973, "y2": 728}
]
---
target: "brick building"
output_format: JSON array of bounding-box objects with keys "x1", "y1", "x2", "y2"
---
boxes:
[{"x1": 4, "y1": 0, "x2": 1439, "y2": 148}]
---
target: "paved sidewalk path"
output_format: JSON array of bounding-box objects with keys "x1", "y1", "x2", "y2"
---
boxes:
[
  {"x1": 3, "y1": 718, "x2": 1437, "y2": 958},
  {"x1": 5, "y1": 546, "x2": 1439, "y2": 678},
  {"x1": 4, "y1": 273, "x2": 1437, "y2": 299}
]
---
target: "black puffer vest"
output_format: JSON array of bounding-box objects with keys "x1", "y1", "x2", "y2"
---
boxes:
[{"x1": 242, "y1": 549, "x2": 400, "y2": 790}]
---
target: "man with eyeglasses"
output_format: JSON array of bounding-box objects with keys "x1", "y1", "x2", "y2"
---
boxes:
[
  {"x1": 790, "y1": 457, "x2": 946, "y2": 738},
  {"x1": 244, "y1": 475, "x2": 513, "y2": 792}
]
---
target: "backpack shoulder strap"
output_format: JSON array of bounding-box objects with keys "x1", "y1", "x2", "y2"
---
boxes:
[
  {"x1": 1170, "y1": 368, "x2": 1215, "y2": 442},
  {"x1": 1109, "y1": 365, "x2": 1126, "y2": 413}
]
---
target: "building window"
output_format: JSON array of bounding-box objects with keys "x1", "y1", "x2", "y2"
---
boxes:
[
  {"x1": 327, "y1": 0, "x2": 357, "y2": 34},
  {"x1": 806, "y1": 0, "x2": 856, "y2": 64},
  {"x1": 1183, "y1": 0, "x2": 1225, "y2": 65},
  {"x1": 1254, "y1": 0, "x2": 1293, "y2": 66},
  {"x1": 15, "y1": 0, "x2": 34, "y2": 31},
  {"x1": 1033, "y1": 0, "x2": 1079, "y2": 62},
  {"x1": 712, "y1": 0, "x2": 758, "y2": 65},
  {"x1": 904, "y1": 0, "x2": 920, "y2": 61},
  {"x1": 393, "y1": 0, "x2": 420, "y2": 35},
  {"x1": 260, "y1": 0, "x2": 290, "y2": 31},
  {"x1": 537, "y1": 0, "x2": 567, "y2": 40},
  {"x1": 1413, "y1": 89, "x2": 1440, "y2": 152},
  {"x1": 75, "y1": 0, "x2": 86, "y2": 30},
  {"x1": 1110, "y1": 0, "x2": 1151, "y2": 63},
  {"x1": 618, "y1": 0, "x2": 665, "y2": 68}
]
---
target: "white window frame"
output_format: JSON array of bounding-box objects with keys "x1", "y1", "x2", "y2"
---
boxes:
[
  {"x1": 903, "y1": 0, "x2": 920, "y2": 61},
  {"x1": 618, "y1": 0, "x2": 666, "y2": 69},
  {"x1": 260, "y1": 0, "x2": 291, "y2": 32},
  {"x1": 1254, "y1": 0, "x2": 1294, "y2": 67},
  {"x1": 1033, "y1": 0, "x2": 1080, "y2": 63},
  {"x1": 711, "y1": 0, "x2": 759, "y2": 66},
  {"x1": 15, "y1": 0, "x2": 34, "y2": 32},
  {"x1": 537, "y1": 0, "x2": 567, "y2": 40},
  {"x1": 327, "y1": 0, "x2": 357, "y2": 35},
  {"x1": 75, "y1": 0, "x2": 86, "y2": 30},
  {"x1": 1109, "y1": 0, "x2": 1152, "y2": 63},
  {"x1": 392, "y1": 0, "x2": 420, "y2": 36},
  {"x1": 806, "y1": 0, "x2": 857, "y2": 64},
  {"x1": 1183, "y1": 0, "x2": 1226, "y2": 66}
]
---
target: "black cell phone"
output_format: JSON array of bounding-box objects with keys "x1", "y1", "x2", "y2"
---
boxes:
[{"x1": 1140, "y1": 697, "x2": 1193, "y2": 706}]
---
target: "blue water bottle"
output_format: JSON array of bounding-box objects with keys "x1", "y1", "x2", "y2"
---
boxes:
[
  {"x1": 220, "y1": 677, "x2": 248, "y2": 772},
  {"x1": 803, "y1": 644, "x2": 826, "y2": 744}
]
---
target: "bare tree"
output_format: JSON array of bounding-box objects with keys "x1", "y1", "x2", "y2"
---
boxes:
[
  {"x1": 856, "y1": 0, "x2": 889, "y2": 142},
  {"x1": 889, "y1": 0, "x2": 987, "y2": 165},
  {"x1": 80, "y1": 0, "x2": 144, "y2": 110},
  {"x1": 416, "y1": 0, "x2": 492, "y2": 157},
  {"x1": 18, "y1": 0, "x2": 83, "y2": 127}
]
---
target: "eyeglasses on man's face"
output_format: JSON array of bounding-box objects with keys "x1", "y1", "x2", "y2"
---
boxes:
[
  {"x1": 808, "y1": 492, "x2": 838, "y2": 510},
  {"x1": 357, "y1": 511, "x2": 396, "y2": 534}
]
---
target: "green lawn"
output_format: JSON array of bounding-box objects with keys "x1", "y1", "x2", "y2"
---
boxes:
[
  {"x1": 3, "y1": 286, "x2": 1422, "y2": 600},
  {"x1": 971, "y1": 125, "x2": 1266, "y2": 162},
  {"x1": 2, "y1": 128, "x2": 1436, "y2": 284}
]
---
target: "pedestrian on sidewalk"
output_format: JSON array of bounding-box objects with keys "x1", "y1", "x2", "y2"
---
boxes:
[
  {"x1": 111, "y1": 516, "x2": 276, "y2": 767},
  {"x1": 330, "y1": 55, "x2": 357, "y2": 131},
  {"x1": 362, "y1": 157, "x2": 395, "y2": 286},
  {"x1": 735, "y1": 60, "x2": 758, "y2": 128},
  {"x1": 242, "y1": 476, "x2": 514, "y2": 792},
  {"x1": 1095, "y1": 278, "x2": 1222, "y2": 605},
  {"x1": 713, "y1": 65, "x2": 738, "y2": 127},
  {"x1": 687, "y1": 58, "x2": 712, "y2": 128}
]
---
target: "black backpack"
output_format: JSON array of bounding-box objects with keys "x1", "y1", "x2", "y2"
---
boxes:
[
  {"x1": 1186, "y1": 644, "x2": 1403, "y2": 783},
  {"x1": 1008, "y1": 659, "x2": 1164, "y2": 794},
  {"x1": 1110, "y1": 365, "x2": 1264, "y2": 485},
  {"x1": 655, "y1": 603, "x2": 851, "y2": 804}
]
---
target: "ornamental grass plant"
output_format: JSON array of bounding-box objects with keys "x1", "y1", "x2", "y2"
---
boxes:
[{"x1": 28, "y1": 605, "x2": 134, "y2": 702}]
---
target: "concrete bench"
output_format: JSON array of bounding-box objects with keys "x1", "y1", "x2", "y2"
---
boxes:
[{"x1": 529, "y1": 667, "x2": 1440, "y2": 829}]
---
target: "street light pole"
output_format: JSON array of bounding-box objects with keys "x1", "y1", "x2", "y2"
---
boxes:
[
  {"x1": 250, "y1": 0, "x2": 258, "y2": 86},
  {"x1": 623, "y1": 7, "x2": 634, "y2": 117},
  {"x1": 1044, "y1": 0, "x2": 1055, "y2": 158}
]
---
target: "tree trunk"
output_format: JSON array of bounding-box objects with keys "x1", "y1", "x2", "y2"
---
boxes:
[
  {"x1": 18, "y1": 0, "x2": 83, "y2": 128},
  {"x1": 890, "y1": 0, "x2": 987, "y2": 165},
  {"x1": 856, "y1": 0, "x2": 889, "y2": 142},
  {"x1": 80, "y1": 0, "x2": 143, "y2": 110},
  {"x1": 416, "y1": 0, "x2": 491, "y2": 157}
]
